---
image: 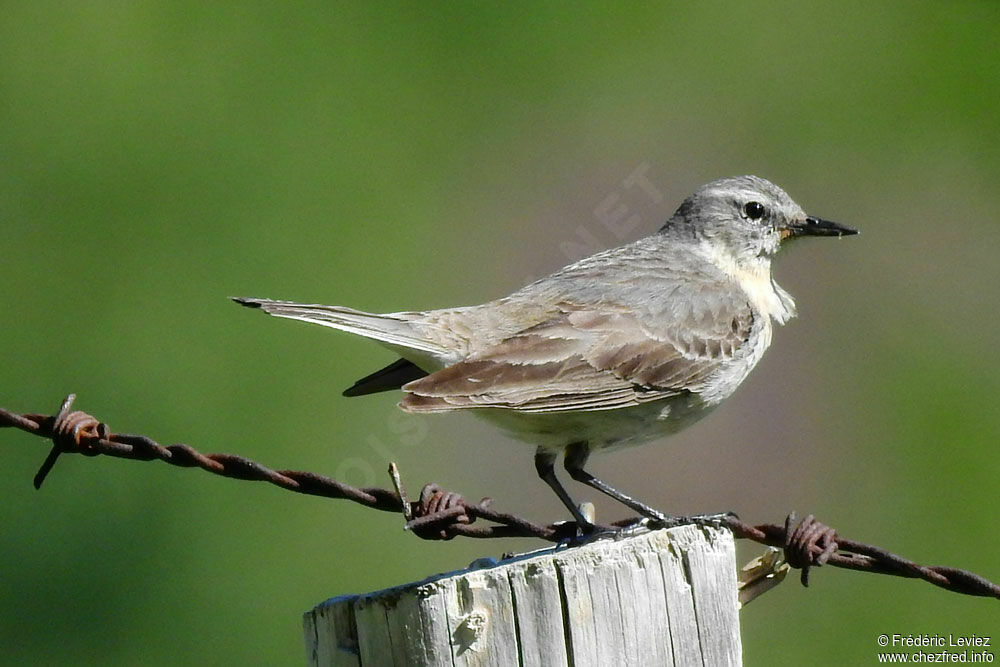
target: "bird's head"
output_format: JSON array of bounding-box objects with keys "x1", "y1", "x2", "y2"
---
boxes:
[{"x1": 660, "y1": 175, "x2": 858, "y2": 262}]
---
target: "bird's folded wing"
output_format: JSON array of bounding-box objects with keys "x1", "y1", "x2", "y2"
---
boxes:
[{"x1": 400, "y1": 297, "x2": 755, "y2": 413}]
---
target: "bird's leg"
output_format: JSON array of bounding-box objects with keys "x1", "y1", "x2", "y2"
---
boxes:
[
  {"x1": 534, "y1": 447, "x2": 594, "y2": 530},
  {"x1": 563, "y1": 442, "x2": 672, "y2": 525}
]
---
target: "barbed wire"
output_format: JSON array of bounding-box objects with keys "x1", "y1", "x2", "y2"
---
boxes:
[{"x1": 2, "y1": 394, "x2": 997, "y2": 600}]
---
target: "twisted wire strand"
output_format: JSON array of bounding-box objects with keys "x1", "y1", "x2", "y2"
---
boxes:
[{"x1": 2, "y1": 395, "x2": 997, "y2": 599}]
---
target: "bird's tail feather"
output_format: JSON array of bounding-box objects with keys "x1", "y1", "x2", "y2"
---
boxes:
[
  {"x1": 342, "y1": 357, "x2": 428, "y2": 397},
  {"x1": 232, "y1": 297, "x2": 450, "y2": 357}
]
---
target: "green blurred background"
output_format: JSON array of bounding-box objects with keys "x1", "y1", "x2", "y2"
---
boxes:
[{"x1": 2, "y1": 2, "x2": 997, "y2": 664}]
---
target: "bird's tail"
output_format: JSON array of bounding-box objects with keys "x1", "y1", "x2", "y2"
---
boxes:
[{"x1": 231, "y1": 297, "x2": 452, "y2": 358}]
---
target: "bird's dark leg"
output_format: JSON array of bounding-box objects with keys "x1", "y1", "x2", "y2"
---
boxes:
[
  {"x1": 563, "y1": 442, "x2": 671, "y2": 524},
  {"x1": 534, "y1": 447, "x2": 593, "y2": 530}
]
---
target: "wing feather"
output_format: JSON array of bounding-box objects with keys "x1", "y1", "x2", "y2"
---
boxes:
[{"x1": 400, "y1": 284, "x2": 756, "y2": 414}]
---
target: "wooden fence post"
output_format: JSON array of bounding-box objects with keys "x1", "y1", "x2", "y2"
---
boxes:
[{"x1": 304, "y1": 524, "x2": 741, "y2": 666}]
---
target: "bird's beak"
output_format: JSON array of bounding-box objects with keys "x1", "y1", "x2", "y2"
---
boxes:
[{"x1": 781, "y1": 216, "x2": 859, "y2": 239}]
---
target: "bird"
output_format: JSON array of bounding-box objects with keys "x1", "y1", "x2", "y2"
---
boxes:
[{"x1": 234, "y1": 175, "x2": 857, "y2": 528}]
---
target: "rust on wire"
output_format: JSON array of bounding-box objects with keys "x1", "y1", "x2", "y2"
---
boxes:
[{"x1": 1, "y1": 395, "x2": 998, "y2": 600}]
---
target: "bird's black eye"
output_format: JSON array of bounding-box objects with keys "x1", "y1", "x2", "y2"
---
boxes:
[{"x1": 743, "y1": 201, "x2": 765, "y2": 220}]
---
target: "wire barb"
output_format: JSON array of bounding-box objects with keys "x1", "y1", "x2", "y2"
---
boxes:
[
  {"x1": 781, "y1": 512, "x2": 838, "y2": 586},
  {"x1": 2, "y1": 395, "x2": 998, "y2": 600},
  {"x1": 33, "y1": 394, "x2": 105, "y2": 489}
]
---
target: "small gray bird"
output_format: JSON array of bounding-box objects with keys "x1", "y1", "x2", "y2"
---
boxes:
[{"x1": 235, "y1": 175, "x2": 857, "y2": 527}]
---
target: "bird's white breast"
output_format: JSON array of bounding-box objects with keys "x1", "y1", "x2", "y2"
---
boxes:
[{"x1": 697, "y1": 240, "x2": 796, "y2": 324}]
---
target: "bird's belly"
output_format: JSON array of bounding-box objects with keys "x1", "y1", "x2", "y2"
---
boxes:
[{"x1": 472, "y1": 393, "x2": 716, "y2": 453}]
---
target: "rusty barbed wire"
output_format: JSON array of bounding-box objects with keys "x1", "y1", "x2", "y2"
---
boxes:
[
  {"x1": 2, "y1": 395, "x2": 575, "y2": 542},
  {"x1": 2, "y1": 395, "x2": 997, "y2": 600}
]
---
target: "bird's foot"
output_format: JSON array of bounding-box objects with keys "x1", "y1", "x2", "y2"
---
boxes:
[
  {"x1": 633, "y1": 510, "x2": 739, "y2": 531},
  {"x1": 662, "y1": 510, "x2": 739, "y2": 529},
  {"x1": 688, "y1": 510, "x2": 739, "y2": 527}
]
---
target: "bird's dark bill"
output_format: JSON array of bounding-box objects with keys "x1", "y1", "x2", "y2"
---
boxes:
[{"x1": 781, "y1": 216, "x2": 859, "y2": 239}]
